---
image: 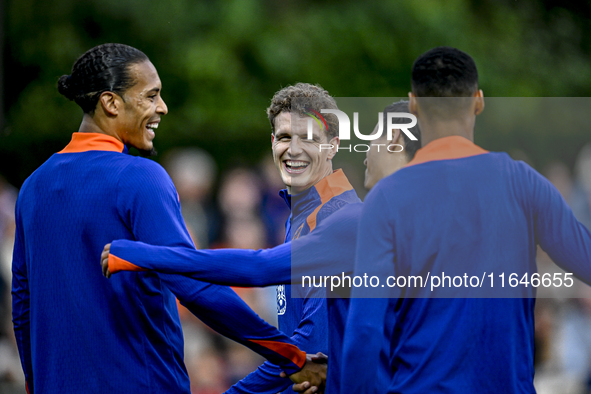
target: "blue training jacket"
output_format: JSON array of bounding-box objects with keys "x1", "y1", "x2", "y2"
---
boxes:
[
  {"x1": 343, "y1": 136, "x2": 591, "y2": 394},
  {"x1": 12, "y1": 133, "x2": 307, "y2": 394}
]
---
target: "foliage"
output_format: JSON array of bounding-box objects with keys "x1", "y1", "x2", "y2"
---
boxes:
[{"x1": 2, "y1": 0, "x2": 591, "y2": 186}]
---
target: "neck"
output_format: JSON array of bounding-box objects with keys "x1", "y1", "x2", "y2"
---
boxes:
[
  {"x1": 78, "y1": 114, "x2": 123, "y2": 143},
  {"x1": 286, "y1": 165, "x2": 333, "y2": 195},
  {"x1": 418, "y1": 116, "x2": 475, "y2": 147}
]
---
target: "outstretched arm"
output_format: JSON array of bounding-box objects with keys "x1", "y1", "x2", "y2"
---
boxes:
[
  {"x1": 103, "y1": 203, "x2": 362, "y2": 286},
  {"x1": 524, "y1": 164, "x2": 591, "y2": 280}
]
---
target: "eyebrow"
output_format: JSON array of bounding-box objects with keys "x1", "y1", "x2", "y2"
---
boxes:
[{"x1": 147, "y1": 87, "x2": 161, "y2": 94}]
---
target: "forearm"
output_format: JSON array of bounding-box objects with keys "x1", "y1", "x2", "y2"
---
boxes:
[
  {"x1": 225, "y1": 361, "x2": 292, "y2": 394},
  {"x1": 160, "y1": 273, "x2": 305, "y2": 374},
  {"x1": 226, "y1": 293, "x2": 328, "y2": 394},
  {"x1": 12, "y1": 290, "x2": 32, "y2": 387}
]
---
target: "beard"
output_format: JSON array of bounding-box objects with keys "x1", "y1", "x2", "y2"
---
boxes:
[{"x1": 137, "y1": 147, "x2": 158, "y2": 157}]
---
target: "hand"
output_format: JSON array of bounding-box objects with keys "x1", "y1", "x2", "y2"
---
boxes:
[
  {"x1": 101, "y1": 243, "x2": 111, "y2": 278},
  {"x1": 281, "y1": 353, "x2": 327, "y2": 393}
]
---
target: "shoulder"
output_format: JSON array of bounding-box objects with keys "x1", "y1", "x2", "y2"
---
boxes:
[
  {"x1": 117, "y1": 157, "x2": 174, "y2": 189},
  {"x1": 318, "y1": 202, "x2": 363, "y2": 229},
  {"x1": 119, "y1": 156, "x2": 170, "y2": 178},
  {"x1": 317, "y1": 190, "x2": 360, "y2": 222},
  {"x1": 116, "y1": 157, "x2": 179, "y2": 204}
]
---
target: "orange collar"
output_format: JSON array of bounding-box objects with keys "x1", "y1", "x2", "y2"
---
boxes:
[
  {"x1": 406, "y1": 136, "x2": 488, "y2": 167},
  {"x1": 305, "y1": 169, "x2": 355, "y2": 232},
  {"x1": 59, "y1": 133, "x2": 125, "y2": 154},
  {"x1": 314, "y1": 169, "x2": 354, "y2": 204}
]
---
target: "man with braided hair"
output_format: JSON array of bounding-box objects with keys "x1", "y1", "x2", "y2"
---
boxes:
[{"x1": 11, "y1": 43, "x2": 324, "y2": 394}]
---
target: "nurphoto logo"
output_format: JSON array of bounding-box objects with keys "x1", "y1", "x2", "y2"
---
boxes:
[{"x1": 306, "y1": 109, "x2": 418, "y2": 153}]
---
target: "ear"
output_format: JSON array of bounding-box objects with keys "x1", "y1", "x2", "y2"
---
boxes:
[
  {"x1": 326, "y1": 137, "x2": 339, "y2": 160},
  {"x1": 474, "y1": 89, "x2": 485, "y2": 115},
  {"x1": 408, "y1": 92, "x2": 418, "y2": 116},
  {"x1": 388, "y1": 129, "x2": 403, "y2": 153},
  {"x1": 99, "y1": 92, "x2": 121, "y2": 116}
]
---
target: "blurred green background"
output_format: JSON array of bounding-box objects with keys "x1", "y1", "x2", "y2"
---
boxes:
[{"x1": 1, "y1": 0, "x2": 591, "y2": 187}]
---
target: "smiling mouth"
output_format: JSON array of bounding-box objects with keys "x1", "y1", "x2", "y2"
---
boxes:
[
  {"x1": 146, "y1": 122, "x2": 159, "y2": 137},
  {"x1": 284, "y1": 160, "x2": 309, "y2": 174}
]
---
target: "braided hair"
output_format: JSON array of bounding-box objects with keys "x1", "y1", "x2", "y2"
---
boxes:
[{"x1": 58, "y1": 43, "x2": 149, "y2": 113}]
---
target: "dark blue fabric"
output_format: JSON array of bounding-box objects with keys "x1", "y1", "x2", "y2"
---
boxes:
[
  {"x1": 343, "y1": 151, "x2": 591, "y2": 393},
  {"x1": 12, "y1": 141, "x2": 307, "y2": 393},
  {"x1": 12, "y1": 149, "x2": 192, "y2": 393},
  {"x1": 229, "y1": 171, "x2": 360, "y2": 394}
]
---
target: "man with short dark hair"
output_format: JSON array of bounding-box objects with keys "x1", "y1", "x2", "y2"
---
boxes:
[
  {"x1": 229, "y1": 83, "x2": 359, "y2": 394},
  {"x1": 342, "y1": 46, "x2": 591, "y2": 393},
  {"x1": 12, "y1": 44, "x2": 322, "y2": 394}
]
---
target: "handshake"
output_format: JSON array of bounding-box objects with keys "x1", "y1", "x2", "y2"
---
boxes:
[{"x1": 283, "y1": 353, "x2": 328, "y2": 394}]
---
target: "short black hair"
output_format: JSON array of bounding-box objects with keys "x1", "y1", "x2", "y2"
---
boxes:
[
  {"x1": 411, "y1": 47, "x2": 478, "y2": 97},
  {"x1": 382, "y1": 100, "x2": 421, "y2": 161},
  {"x1": 58, "y1": 43, "x2": 149, "y2": 113}
]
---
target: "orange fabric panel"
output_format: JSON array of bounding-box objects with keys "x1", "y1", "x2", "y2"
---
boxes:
[
  {"x1": 306, "y1": 169, "x2": 354, "y2": 232},
  {"x1": 108, "y1": 254, "x2": 147, "y2": 274},
  {"x1": 249, "y1": 339, "x2": 307, "y2": 369},
  {"x1": 406, "y1": 135, "x2": 488, "y2": 167},
  {"x1": 59, "y1": 133, "x2": 125, "y2": 153}
]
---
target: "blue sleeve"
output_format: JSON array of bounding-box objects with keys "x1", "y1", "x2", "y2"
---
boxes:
[
  {"x1": 342, "y1": 188, "x2": 394, "y2": 393},
  {"x1": 523, "y1": 164, "x2": 591, "y2": 280},
  {"x1": 109, "y1": 241, "x2": 292, "y2": 286},
  {"x1": 226, "y1": 362, "x2": 292, "y2": 394},
  {"x1": 160, "y1": 275, "x2": 307, "y2": 375},
  {"x1": 108, "y1": 203, "x2": 362, "y2": 284},
  {"x1": 11, "y1": 198, "x2": 34, "y2": 394},
  {"x1": 118, "y1": 162, "x2": 306, "y2": 374}
]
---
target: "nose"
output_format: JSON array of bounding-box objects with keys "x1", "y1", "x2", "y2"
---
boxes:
[
  {"x1": 288, "y1": 136, "x2": 303, "y2": 156},
  {"x1": 364, "y1": 158, "x2": 368, "y2": 167},
  {"x1": 157, "y1": 96, "x2": 168, "y2": 115}
]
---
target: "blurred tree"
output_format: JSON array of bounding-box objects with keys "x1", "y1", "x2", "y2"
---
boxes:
[{"x1": 1, "y1": 0, "x2": 590, "y2": 187}]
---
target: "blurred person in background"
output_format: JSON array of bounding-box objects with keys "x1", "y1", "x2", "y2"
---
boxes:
[
  {"x1": 0, "y1": 175, "x2": 17, "y2": 285},
  {"x1": 0, "y1": 175, "x2": 24, "y2": 393},
  {"x1": 556, "y1": 285, "x2": 591, "y2": 394},
  {"x1": 217, "y1": 167, "x2": 263, "y2": 224},
  {"x1": 164, "y1": 147, "x2": 217, "y2": 249}
]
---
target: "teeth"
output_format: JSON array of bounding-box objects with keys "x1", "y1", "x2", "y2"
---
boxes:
[
  {"x1": 147, "y1": 123, "x2": 159, "y2": 129},
  {"x1": 286, "y1": 161, "x2": 308, "y2": 169}
]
